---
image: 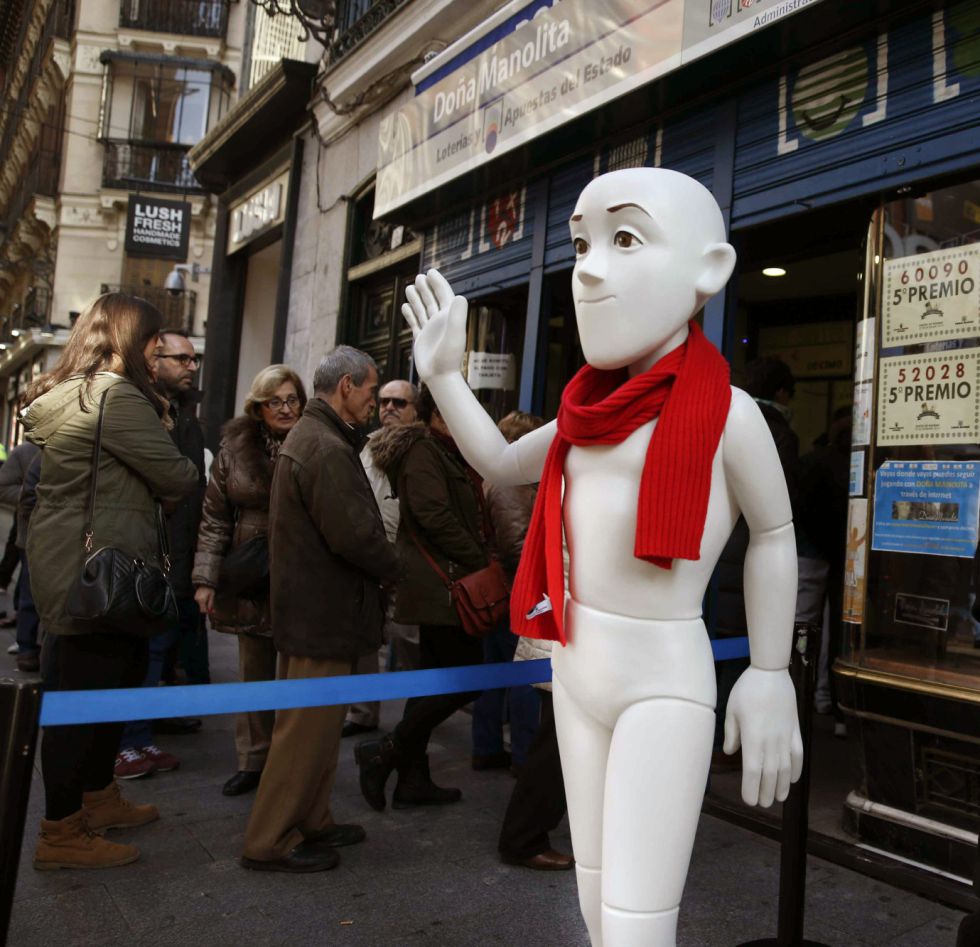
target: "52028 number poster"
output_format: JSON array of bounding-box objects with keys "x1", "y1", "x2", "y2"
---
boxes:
[{"x1": 877, "y1": 350, "x2": 980, "y2": 444}]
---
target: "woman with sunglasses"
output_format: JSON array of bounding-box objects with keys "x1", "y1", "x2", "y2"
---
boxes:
[{"x1": 192, "y1": 364, "x2": 306, "y2": 796}]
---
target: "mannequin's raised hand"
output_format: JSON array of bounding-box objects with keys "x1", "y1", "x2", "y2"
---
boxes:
[
  {"x1": 723, "y1": 665, "x2": 804, "y2": 808},
  {"x1": 401, "y1": 269, "x2": 468, "y2": 381}
]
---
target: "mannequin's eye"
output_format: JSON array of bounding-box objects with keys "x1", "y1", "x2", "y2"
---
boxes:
[
  {"x1": 614, "y1": 231, "x2": 640, "y2": 248},
  {"x1": 573, "y1": 237, "x2": 589, "y2": 255}
]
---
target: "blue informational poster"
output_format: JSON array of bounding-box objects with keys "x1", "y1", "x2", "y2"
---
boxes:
[{"x1": 872, "y1": 461, "x2": 980, "y2": 558}]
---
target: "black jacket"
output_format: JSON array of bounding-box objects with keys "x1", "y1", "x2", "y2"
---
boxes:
[
  {"x1": 269, "y1": 398, "x2": 401, "y2": 662},
  {"x1": 166, "y1": 394, "x2": 207, "y2": 596}
]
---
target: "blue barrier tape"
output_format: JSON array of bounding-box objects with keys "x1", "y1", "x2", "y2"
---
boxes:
[{"x1": 38, "y1": 636, "x2": 751, "y2": 727}]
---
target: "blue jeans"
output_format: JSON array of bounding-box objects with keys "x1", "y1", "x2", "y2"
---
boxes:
[
  {"x1": 471, "y1": 622, "x2": 541, "y2": 767},
  {"x1": 119, "y1": 620, "x2": 178, "y2": 751},
  {"x1": 15, "y1": 551, "x2": 39, "y2": 657}
]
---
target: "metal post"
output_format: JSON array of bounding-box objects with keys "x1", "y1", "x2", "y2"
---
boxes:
[
  {"x1": 0, "y1": 679, "x2": 42, "y2": 947},
  {"x1": 740, "y1": 621, "x2": 830, "y2": 947}
]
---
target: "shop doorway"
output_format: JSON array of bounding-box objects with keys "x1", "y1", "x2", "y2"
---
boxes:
[
  {"x1": 707, "y1": 198, "x2": 875, "y2": 846},
  {"x1": 233, "y1": 239, "x2": 282, "y2": 412}
]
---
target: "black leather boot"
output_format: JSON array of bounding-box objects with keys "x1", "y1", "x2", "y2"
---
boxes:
[
  {"x1": 354, "y1": 734, "x2": 399, "y2": 812},
  {"x1": 392, "y1": 754, "x2": 462, "y2": 809}
]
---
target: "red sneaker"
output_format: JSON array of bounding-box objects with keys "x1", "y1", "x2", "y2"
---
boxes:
[
  {"x1": 140, "y1": 745, "x2": 180, "y2": 772},
  {"x1": 114, "y1": 748, "x2": 156, "y2": 780}
]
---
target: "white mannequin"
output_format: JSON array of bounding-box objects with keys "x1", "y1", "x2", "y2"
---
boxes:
[{"x1": 402, "y1": 168, "x2": 803, "y2": 947}]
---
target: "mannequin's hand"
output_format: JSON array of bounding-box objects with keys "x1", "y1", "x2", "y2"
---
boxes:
[
  {"x1": 723, "y1": 666, "x2": 803, "y2": 807},
  {"x1": 401, "y1": 269, "x2": 468, "y2": 381}
]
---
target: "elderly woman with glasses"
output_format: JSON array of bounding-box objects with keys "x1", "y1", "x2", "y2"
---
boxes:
[{"x1": 192, "y1": 364, "x2": 307, "y2": 797}]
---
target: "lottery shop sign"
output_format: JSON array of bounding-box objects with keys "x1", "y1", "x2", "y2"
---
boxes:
[
  {"x1": 882, "y1": 244, "x2": 979, "y2": 346},
  {"x1": 877, "y1": 349, "x2": 980, "y2": 444}
]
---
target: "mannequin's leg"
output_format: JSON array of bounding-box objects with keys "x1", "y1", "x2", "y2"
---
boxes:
[
  {"x1": 601, "y1": 697, "x2": 715, "y2": 947},
  {"x1": 552, "y1": 675, "x2": 612, "y2": 947}
]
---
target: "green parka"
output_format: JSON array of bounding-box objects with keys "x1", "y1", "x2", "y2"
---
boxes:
[
  {"x1": 372, "y1": 422, "x2": 490, "y2": 627},
  {"x1": 23, "y1": 373, "x2": 199, "y2": 636}
]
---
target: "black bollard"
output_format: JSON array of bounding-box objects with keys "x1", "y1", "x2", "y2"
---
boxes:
[
  {"x1": 0, "y1": 679, "x2": 42, "y2": 947},
  {"x1": 739, "y1": 621, "x2": 830, "y2": 947}
]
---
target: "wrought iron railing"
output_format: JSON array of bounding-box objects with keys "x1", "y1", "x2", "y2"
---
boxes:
[
  {"x1": 118, "y1": 0, "x2": 228, "y2": 38},
  {"x1": 329, "y1": 0, "x2": 412, "y2": 64},
  {"x1": 102, "y1": 140, "x2": 202, "y2": 193},
  {"x1": 3, "y1": 146, "x2": 61, "y2": 240},
  {"x1": 99, "y1": 284, "x2": 196, "y2": 334}
]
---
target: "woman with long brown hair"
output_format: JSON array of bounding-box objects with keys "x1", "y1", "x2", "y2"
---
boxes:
[{"x1": 23, "y1": 293, "x2": 198, "y2": 870}]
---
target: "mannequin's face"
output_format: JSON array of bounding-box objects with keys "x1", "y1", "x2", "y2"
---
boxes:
[{"x1": 569, "y1": 169, "x2": 734, "y2": 373}]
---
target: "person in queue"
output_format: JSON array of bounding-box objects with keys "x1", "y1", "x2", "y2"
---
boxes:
[
  {"x1": 24, "y1": 293, "x2": 198, "y2": 870},
  {"x1": 115, "y1": 329, "x2": 209, "y2": 779},
  {"x1": 192, "y1": 364, "x2": 307, "y2": 797},
  {"x1": 343, "y1": 378, "x2": 421, "y2": 738},
  {"x1": 355, "y1": 384, "x2": 493, "y2": 810},
  {"x1": 241, "y1": 345, "x2": 400, "y2": 873}
]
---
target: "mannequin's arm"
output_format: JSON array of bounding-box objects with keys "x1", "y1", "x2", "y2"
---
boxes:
[
  {"x1": 403, "y1": 269, "x2": 555, "y2": 485},
  {"x1": 722, "y1": 388, "x2": 804, "y2": 807}
]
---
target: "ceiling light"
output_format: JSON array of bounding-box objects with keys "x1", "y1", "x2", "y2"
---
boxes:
[
  {"x1": 10, "y1": 328, "x2": 21, "y2": 336},
  {"x1": 762, "y1": 267, "x2": 787, "y2": 277}
]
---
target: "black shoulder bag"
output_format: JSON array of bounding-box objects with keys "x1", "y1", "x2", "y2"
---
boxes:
[{"x1": 66, "y1": 389, "x2": 178, "y2": 636}]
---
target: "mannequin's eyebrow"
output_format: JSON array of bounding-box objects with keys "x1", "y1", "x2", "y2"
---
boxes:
[{"x1": 606, "y1": 202, "x2": 654, "y2": 218}]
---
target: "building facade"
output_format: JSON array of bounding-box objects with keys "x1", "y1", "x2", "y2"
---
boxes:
[
  {"x1": 268, "y1": 0, "x2": 980, "y2": 903},
  {"x1": 0, "y1": 0, "x2": 249, "y2": 443}
]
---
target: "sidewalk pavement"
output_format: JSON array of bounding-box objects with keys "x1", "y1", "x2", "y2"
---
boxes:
[{"x1": 1, "y1": 620, "x2": 968, "y2": 947}]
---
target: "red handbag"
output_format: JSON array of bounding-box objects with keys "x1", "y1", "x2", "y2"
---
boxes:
[{"x1": 409, "y1": 532, "x2": 510, "y2": 637}]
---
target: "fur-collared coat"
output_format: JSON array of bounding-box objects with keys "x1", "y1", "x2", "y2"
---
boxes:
[
  {"x1": 372, "y1": 422, "x2": 490, "y2": 627},
  {"x1": 192, "y1": 415, "x2": 275, "y2": 637}
]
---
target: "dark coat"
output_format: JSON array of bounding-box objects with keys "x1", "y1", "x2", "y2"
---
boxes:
[
  {"x1": 192, "y1": 416, "x2": 274, "y2": 637},
  {"x1": 714, "y1": 398, "x2": 802, "y2": 637},
  {"x1": 165, "y1": 394, "x2": 207, "y2": 596},
  {"x1": 373, "y1": 422, "x2": 490, "y2": 627},
  {"x1": 23, "y1": 374, "x2": 198, "y2": 636},
  {"x1": 269, "y1": 398, "x2": 401, "y2": 662}
]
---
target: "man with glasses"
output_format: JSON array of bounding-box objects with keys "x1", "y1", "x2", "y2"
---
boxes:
[
  {"x1": 342, "y1": 379, "x2": 421, "y2": 738},
  {"x1": 115, "y1": 330, "x2": 209, "y2": 779}
]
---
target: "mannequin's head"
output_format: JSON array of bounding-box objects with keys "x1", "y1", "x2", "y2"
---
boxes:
[{"x1": 569, "y1": 168, "x2": 736, "y2": 373}]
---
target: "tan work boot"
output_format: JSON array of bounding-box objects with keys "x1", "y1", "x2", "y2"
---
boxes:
[
  {"x1": 82, "y1": 779, "x2": 159, "y2": 832},
  {"x1": 34, "y1": 810, "x2": 139, "y2": 870}
]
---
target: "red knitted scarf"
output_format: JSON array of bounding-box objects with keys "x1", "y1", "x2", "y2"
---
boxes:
[{"x1": 510, "y1": 321, "x2": 731, "y2": 644}]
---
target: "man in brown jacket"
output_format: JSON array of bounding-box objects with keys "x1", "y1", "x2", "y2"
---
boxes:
[{"x1": 241, "y1": 346, "x2": 401, "y2": 873}]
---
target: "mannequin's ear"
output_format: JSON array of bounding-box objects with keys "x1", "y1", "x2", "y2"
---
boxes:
[{"x1": 695, "y1": 242, "x2": 737, "y2": 299}]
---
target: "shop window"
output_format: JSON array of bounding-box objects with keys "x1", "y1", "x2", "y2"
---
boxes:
[
  {"x1": 845, "y1": 178, "x2": 980, "y2": 696},
  {"x1": 343, "y1": 185, "x2": 418, "y2": 382}
]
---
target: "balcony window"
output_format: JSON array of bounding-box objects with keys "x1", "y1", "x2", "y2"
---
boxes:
[
  {"x1": 329, "y1": 0, "x2": 413, "y2": 64},
  {"x1": 98, "y1": 51, "x2": 233, "y2": 192},
  {"x1": 132, "y1": 68, "x2": 211, "y2": 145},
  {"x1": 119, "y1": 0, "x2": 228, "y2": 39}
]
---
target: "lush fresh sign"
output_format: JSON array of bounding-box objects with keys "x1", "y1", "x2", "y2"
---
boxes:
[{"x1": 125, "y1": 197, "x2": 190, "y2": 260}]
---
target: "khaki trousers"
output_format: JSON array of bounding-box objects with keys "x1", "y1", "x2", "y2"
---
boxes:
[
  {"x1": 242, "y1": 653, "x2": 351, "y2": 861},
  {"x1": 235, "y1": 633, "x2": 277, "y2": 772}
]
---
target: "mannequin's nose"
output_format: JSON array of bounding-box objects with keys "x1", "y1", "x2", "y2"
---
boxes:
[{"x1": 576, "y1": 249, "x2": 606, "y2": 286}]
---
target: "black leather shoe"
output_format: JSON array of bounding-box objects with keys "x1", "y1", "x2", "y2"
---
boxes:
[
  {"x1": 222, "y1": 770, "x2": 261, "y2": 796},
  {"x1": 154, "y1": 717, "x2": 203, "y2": 735},
  {"x1": 240, "y1": 840, "x2": 339, "y2": 873},
  {"x1": 307, "y1": 824, "x2": 366, "y2": 847},
  {"x1": 392, "y1": 755, "x2": 462, "y2": 809},
  {"x1": 354, "y1": 735, "x2": 398, "y2": 812},
  {"x1": 342, "y1": 721, "x2": 377, "y2": 738}
]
